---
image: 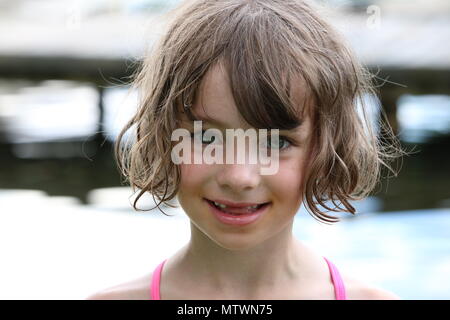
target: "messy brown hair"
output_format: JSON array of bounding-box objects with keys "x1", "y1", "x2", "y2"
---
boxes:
[{"x1": 115, "y1": 0, "x2": 403, "y2": 223}]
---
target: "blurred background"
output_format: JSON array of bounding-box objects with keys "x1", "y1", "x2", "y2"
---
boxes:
[{"x1": 0, "y1": 0, "x2": 449, "y2": 299}]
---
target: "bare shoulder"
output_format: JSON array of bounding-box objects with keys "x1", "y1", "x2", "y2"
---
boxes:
[
  {"x1": 86, "y1": 272, "x2": 153, "y2": 300},
  {"x1": 342, "y1": 274, "x2": 401, "y2": 300}
]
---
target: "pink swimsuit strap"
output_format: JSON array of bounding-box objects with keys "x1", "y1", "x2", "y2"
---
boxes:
[
  {"x1": 150, "y1": 257, "x2": 346, "y2": 300},
  {"x1": 323, "y1": 257, "x2": 347, "y2": 300},
  {"x1": 150, "y1": 259, "x2": 167, "y2": 300}
]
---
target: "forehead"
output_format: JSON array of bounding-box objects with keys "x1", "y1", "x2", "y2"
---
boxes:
[{"x1": 190, "y1": 64, "x2": 246, "y2": 126}]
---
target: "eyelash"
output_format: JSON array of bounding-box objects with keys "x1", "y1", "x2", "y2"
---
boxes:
[{"x1": 189, "y1": 130, "x2": 295, "y2": 152}]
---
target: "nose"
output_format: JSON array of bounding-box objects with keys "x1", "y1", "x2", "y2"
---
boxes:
[{"x1": 215, "y1": 163, "x2": 261, "y2": 193}]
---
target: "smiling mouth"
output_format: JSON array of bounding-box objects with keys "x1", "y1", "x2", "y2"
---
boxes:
[{"x1": 205, "y1": 199, "x2": 271, "y2": 215}]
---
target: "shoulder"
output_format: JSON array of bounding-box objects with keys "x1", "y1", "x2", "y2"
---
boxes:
[
  {"x1": 342, "y1": 275, "x2": 400, "y2": 300},
  {"x1": 86, "y1": 272, "x2": 153, "y2": 300}
]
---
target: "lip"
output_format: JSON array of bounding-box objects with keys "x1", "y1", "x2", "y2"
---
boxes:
[
  {"x1": 204, "y1": 198, "x2": 271, "y2": 226},
  {"x1": 208, "y1": 198, "x2": 268, "y2": 208}
]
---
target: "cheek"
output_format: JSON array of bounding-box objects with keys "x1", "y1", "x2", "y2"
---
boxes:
[
  {"x1": 178, "y1": 164, "x2": 216, "y2": 217},
  {"x1": 269, "y1": 157, "x2": 305, "y2": 201},
  {"x1": 278, "y1": 163, "x2": 303, "y2": 186},
  {"x1": 179, "y1": 163, "x2": 211, "y2": 190}
]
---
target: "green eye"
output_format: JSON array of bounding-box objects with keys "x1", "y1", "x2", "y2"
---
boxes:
[{"x1": 264, "y1": 136, "x2": 292, "y2": 151}]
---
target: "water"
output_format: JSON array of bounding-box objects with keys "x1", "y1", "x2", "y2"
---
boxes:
[
  {"x1": 0, "y1": 80, "x2": 99, "y2": 145},
  {"x1": 293, "y1": 208, "x2": 450, "y2": 299},
  {"x1": 0, "y1": 188, "x2": 448, "y2": 299},
  {"x1": 397, "y1": 94, "x2": 450, "y2": 143}
]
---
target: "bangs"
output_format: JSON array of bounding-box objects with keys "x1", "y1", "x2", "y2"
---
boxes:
[{"x1": 223, "y1": 58, "x2": 307, "y2": 131}]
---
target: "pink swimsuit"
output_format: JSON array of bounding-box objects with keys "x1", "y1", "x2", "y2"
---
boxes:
[{"x1": 150, "y1": 257, "x2": 346, "y2": 300}]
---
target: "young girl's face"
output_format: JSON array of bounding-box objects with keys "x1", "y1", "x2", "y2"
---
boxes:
[{"x1": 176, "y1": 64, "x2": 314, "y2": 250}]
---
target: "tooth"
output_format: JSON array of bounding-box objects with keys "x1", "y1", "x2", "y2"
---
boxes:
[
  {"x1": 214, "y1": 201, "x2": 227, "y2": 209},
  {"x1": 213, "y1": 201, "x2": 262, "y2": 211}
]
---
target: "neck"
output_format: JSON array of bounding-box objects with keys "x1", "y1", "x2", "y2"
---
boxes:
[{"x1": 174, "y1": 221, "x2": 308, "y2": 298}]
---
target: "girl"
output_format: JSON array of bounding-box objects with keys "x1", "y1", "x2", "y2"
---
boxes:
[{"x1": 89, "y1": 0, "x2": 402, "y2": 300}]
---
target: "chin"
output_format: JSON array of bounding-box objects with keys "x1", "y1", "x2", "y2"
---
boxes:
[{"x1": 204, "y1": 229, "x2": 267, "y2": 251}]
